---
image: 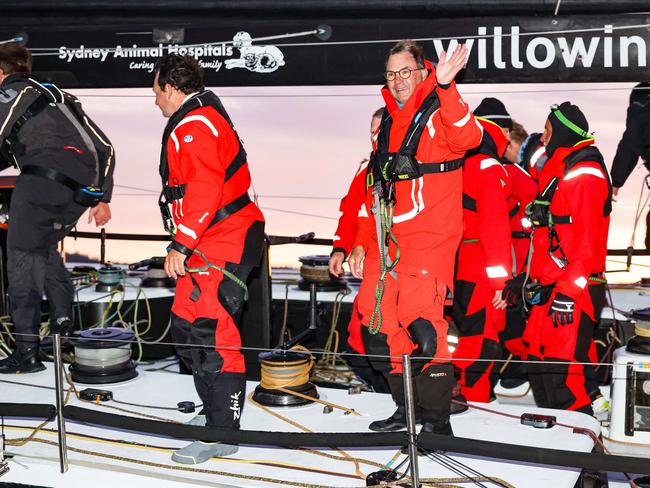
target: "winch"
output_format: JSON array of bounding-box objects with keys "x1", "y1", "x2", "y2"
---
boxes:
[
  {"x1": 252, "y1": 348, "x2": 318, "y2": 407},
  {"x1": 95, "y1": 265, "x2": 125, "y2": 292},
  {"x1": 68, "y1": 327, "x2": 137, "y2": 384},
  {"x1": 128, "y1": 256, "x2": 175, "y2": 288},
  {"x1": 298, "y1": 255, "x2": 348, "y2": 292},
  {"x1": 253, "y1": 281, "x2": 320, "y2": 407}
]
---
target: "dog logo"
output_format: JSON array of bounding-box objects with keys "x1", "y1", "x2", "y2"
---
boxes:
[{"x1": 225, "y1": 31, "x2": 285, "y2": 73}]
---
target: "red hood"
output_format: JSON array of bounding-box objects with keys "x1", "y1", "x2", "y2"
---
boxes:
[{"x1": 476, "y1": 117, "x2": 509, "y2": 158}]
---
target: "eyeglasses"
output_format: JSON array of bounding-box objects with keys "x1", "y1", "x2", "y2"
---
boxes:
[{"x1": 384, "y1": 67, "x2": 422, "y2": 81}]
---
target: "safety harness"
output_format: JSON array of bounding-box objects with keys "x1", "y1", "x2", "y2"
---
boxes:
[
  {"x1": 158, "y1": 90, "x2": 250, "y2": 235},
  {"x1": 365, "y1": 90, "x2": 464, "y2": 334},
  {"x1": 159, "y1": 90, "x2": 252, "y2": 300},
  {"x1": 525, "y1": 144, "x2": 612, "y2": 271},
  {"x1": 1, "y1": 79, "x2": 107, "y2": 207}
]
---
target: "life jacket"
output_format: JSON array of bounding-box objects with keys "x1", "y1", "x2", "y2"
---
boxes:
[
  {"x1": 1, "y1": 78, "x2": 108, "y2": 206},
  {"x1": 526, "y1": 144, "x2": 612, "y2": 271},
  {"x1": 158, "y1": 90, "x2": 250, "y2": 233},
  {"x1": 367, "y1": 91, "x2": 464, "y2": 198},
  {"x1": 527, "y1": 145, "x2": 612, "y2": 229}
]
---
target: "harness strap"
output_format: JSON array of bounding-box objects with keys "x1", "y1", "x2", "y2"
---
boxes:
[
  {"x1": 163, "y1": 184, "x2": 185, "y2": 201},
  {"x1": 208, "y1": 193, "x2": 251, "y2": 228},
  {"x1": 550, "y1": 214, "x2": 571, "y2": 225},
  {"x1": 3, "y1": 94, "x2": 52, "y2": 161},
  {"x1": 418, "y1": 157, "x2": 464, "y2": 174},
  {"x1": 463, "y1": 192, "x2": 520, "y2": 218},
  {"x1": 21, "y1": 164, "x2": 86, "y2": 191},
  {"x1": 512, "y1": 231, "x2": 531, "y2": 239},
  {"x1": 510, "y1": 202, "x2": 521, "y2": 219}
]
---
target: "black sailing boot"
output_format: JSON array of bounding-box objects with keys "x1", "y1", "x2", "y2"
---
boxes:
[
  {"x1": 0, "y1": 346, "x2": 46, "y2": 374},
  {"x1": 172, "y1": 372, "x2": 245, "y2": 464},
  {"x1": 416, "y1": 363, "x2": 455, "y2": 436},
  {"x1": 369, "y1": 373, "x2": 421, "y2": 431}
]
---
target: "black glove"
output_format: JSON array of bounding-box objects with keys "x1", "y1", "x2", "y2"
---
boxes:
[
  {"x1": 501, "y1": 273, "x2": 527, "y2": 307},
  {"x1": 549, "y1": 292, "x2": 575, "y2": 326},
  {"x1": 50, "y1": 317, "x2": 73, "y2": 336}
]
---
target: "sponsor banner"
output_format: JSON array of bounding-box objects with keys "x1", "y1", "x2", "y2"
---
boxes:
[{"x1": 2, "y1": 14, "x2": 648, "y2": 88}]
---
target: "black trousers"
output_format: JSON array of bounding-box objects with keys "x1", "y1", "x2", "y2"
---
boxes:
[
  {"x1": 171, "y1": 261, "x2": 256, "y2": 429},
  {"x1": 7, "y1": 174, "x2": 84, "y2": 348}
]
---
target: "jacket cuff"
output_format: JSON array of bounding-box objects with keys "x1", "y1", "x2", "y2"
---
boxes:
[
  {"x1": 170, "y1": 240, "x2": 194, "y2": 257},
  {"x1": 331, "y1": 247, "x2": 347, "y2": 257},
  {"x1": 437, "y1": 81, "x2": 452, "y2": 90}
]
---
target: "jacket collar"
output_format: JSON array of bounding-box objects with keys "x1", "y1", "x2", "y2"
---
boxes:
[
  {"x1": 538, "y1": 139, "x2": 595, "y2": 187},
  {"x1": 1, "y1": 72, "x2": 29, "y2": 88}
]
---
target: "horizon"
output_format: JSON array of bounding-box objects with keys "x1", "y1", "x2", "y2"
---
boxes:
[{"x1": 24, "y1": 81, "x2": 650, "y2": 282}]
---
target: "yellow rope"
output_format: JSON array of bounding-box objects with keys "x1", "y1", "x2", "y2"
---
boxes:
[
  {"x1": 259, "y1": 346, "x2": 360, "y2": 416},
  {"x1": 247, "y1": 391, "x2": 366, "y2": 479},
  {"x1": 635, "y1": 323, "x2": 650, "y2": 338},
  {"x1": 8, "y1": 433, "x2": 507, "y2": 488}
]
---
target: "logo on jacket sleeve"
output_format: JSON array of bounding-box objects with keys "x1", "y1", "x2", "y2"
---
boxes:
[{"x1": 184, "y1": 135, "x2": 193, "y2": 143}]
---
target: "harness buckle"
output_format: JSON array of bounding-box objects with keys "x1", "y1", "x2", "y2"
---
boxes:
[{"x1": 158, "y1": 199, "x2": 175, "y2": 234}]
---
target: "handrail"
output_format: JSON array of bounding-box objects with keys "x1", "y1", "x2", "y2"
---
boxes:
[{"x1": 66, "y1": 230, "x2": 650, "y2": 256}]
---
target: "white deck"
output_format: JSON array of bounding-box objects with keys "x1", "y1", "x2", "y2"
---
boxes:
[{"x1": 1, "y1": 362, "x2": 604, "y2": 488}]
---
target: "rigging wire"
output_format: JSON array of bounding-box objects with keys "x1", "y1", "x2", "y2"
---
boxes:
[{"x1": 27, "y1": 22, "x2": 650, "y2": 55}]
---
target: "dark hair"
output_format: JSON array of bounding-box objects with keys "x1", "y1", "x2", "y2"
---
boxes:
[
  {"x1": 154, "y1": 54, "x2": 204, "y2": 94},
  {"x1": 372, "y1": 107, "x2": 384, "y2": 119},
  {"x1": 387, "y1": 40, "x2": 425, "y2": 68},
  {"x1": 0, "y1": 44, "x2": 32, "y2": 75},
  {"x1": 510, "y1": 121, "x2": 528, "y2": 144}
]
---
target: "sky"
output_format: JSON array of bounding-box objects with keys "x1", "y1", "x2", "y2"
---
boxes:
[{"x1": 50, "y1": 81, "x2": 650, "y2": 281}]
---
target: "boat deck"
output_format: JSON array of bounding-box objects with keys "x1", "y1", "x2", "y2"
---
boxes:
[{"x1": 1, "y1": 361, "x2": 603, "y2": 488}]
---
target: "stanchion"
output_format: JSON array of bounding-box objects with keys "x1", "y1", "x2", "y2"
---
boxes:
[
  {"x1": 53, "y1": 333, "x2": 68, "y2": 473},
  {"x1": 402, "y1": 354, "x2": 420, "y2": 488}
]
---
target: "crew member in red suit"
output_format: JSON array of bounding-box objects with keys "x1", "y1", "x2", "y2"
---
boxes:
[
  {"x1": 153, "y1": 55, "x2": 265, "y2": 463},
  {"x1": 503, "y1": 102, "x2": 610, "y2": 415},
  {"x1": 519, "y1": 132, "x2": 547, "y2": 182},
  {"x1": 348, "y1": 40, "x2": 482, "y2": 435},
  {"x1": 499, "y1": 122, "x2": 538, "y2": 391},
  {"x1": 328, "y1": 108, "x2": 389, "y2": 393},
  {"x1": 452, "y1": 97, "x2": 514, "y2": 403}
]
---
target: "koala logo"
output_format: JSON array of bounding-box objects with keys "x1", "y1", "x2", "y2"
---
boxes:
[{"x1": 225, "y1": 31, "x2": 286, "y2": 74}]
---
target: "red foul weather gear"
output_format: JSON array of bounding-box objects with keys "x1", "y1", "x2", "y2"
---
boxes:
[
  {"x1": 160, "y1": 91, "x2": 264, "y2": 428},
  {"x1": 355, "y1": 60, "x2": 481, "y2": 432},
  {"x1": 332, "y1": 159, "x2": 370, "y2": 257},
  {"x1": 330, "y1": 159, "x2": 370, "y2": 354},
  {"x1": 452, "y1": 118, "x2": 513, "y2": 402},
  {"x1": 499, "y1": 161, "x2": 538, "y2": 363},
  {"x1": 524, "y1": 139, "x2": 610, "y2": 413}
]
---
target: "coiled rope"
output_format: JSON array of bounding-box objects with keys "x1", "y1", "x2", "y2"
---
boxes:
[{"x1": 258, "y1": 346, "x2": 359, "y2": 416}]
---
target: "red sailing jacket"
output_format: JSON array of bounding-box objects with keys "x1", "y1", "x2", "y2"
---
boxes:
[
  {"x1": 503, "y1": 162, "x2": 537, "y2": 273},
  {"x1": 457, "y1": 119, "x2": 513, "y2": 291},
  {"x1": 354, "y1": 61, "x2": 483, "y2": 287},
  {"x1": 332, "y1": 159, "x2": 369, "y2": 257},
  {"x1": 166, "y1": 103, "x2": 264, "y2": 264},
  {"x1": 530, "y1": 140, "x2": 610, "y2": 307}
]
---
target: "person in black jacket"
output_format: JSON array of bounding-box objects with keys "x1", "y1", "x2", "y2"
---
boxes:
[
  {"x1": 0, "y1": 43, "x2": 115, "y2": 374},
  {"x1": 610, "y1": 82, "x2": 650, "y2": 247}
]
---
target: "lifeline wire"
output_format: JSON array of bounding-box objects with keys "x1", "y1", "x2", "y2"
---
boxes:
[{"x1": 3, "y1": 329, "x2": 631, "y2": 369}]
